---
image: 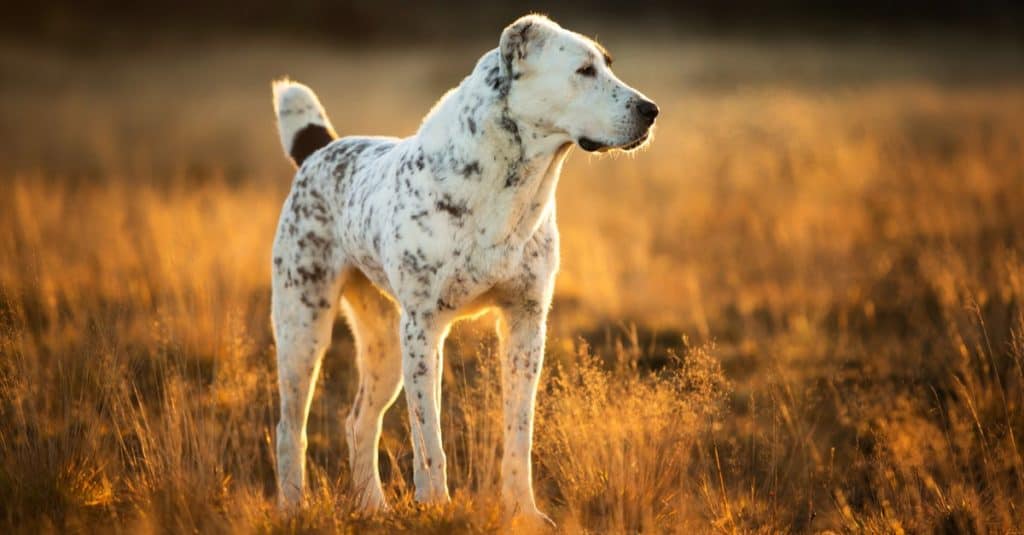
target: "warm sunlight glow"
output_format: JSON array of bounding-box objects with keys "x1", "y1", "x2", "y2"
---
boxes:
[{"x1": 2, "y1": 7, "x2": 1023, "y2": 532}]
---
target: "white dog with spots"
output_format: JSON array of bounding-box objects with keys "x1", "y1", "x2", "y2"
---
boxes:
[{"x1": 270, "y1": 14, "x2": 658, "y2": 526}]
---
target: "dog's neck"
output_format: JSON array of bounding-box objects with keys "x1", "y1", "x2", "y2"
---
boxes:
[{"x1": 417, "y1": 49, "x2": 573, "y2": 248}]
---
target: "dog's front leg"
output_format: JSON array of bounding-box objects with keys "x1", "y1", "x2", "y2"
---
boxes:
[
  {"x1": 400, "y1": 309, "x2": 451, "y2": 504},
  {"x1": 498, "y1": 300, "x2": 554, "y2": 526}
]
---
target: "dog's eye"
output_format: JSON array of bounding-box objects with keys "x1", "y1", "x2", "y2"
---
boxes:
[{"x1": 575, "y1": 65, "x2": 596, "y2": 77}]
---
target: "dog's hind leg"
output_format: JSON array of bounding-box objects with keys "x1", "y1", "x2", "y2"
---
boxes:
[
  {"x1": 341, "y1": 273, "x2": 403, "y2": 511},
  {"x1": 271, "y1": 226, "x2": 347, "y2": 510}
]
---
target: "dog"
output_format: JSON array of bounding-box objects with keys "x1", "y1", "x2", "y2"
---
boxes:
[{"x1": 270, "y1": 13, "x2": 658, "y2": 525}]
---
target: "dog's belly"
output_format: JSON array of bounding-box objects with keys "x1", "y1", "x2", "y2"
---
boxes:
[
  {"x1": 341, "y1": 234, "x2": 526, "y2": 318},
  {"x1": 346, "y1": 250, "x2": 392, "y2": 296},
  {"x1": 342, "y1": 262, "x2": 501, "y2": 324},
  {"x1": 454, "y1": 291, "x2": 500, "y2": 321}
]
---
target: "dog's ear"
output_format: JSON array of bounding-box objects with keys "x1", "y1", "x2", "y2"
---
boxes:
[{"x1": 499, "y1": 14, "x2": 556, "y2": 77}]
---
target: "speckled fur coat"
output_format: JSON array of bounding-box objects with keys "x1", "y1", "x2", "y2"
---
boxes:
[{"x1": 268, "y1": 14, "x2": 658, "y2": 527}]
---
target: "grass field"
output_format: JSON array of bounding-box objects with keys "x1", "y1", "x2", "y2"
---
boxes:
[{"x1": 2, "y1": 35, "x2": 1024, "y2": 533}]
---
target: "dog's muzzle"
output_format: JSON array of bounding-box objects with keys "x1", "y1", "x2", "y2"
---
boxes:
[{"x1": 577, "y1": 99, "x2": 658, "y2": 153}]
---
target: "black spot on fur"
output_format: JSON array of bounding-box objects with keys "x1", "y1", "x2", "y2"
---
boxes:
[
  {"x1": 436, "y1": 198, "x2": 469, "y2": 219},
  {"x1": 499, "y1": 115, "x2": 521, "y2": 142},
  {"x1": 460, "y1": 161, "x2": 481, "y2": 178},
  {"x1": 296, "y1": 264, "x2": 327, "y2": 283},
  {"x1": 413, "y1": 361, "x2": 428, "y2": 379},
  {"x1": 289, "y1": 124, "x2": 336, "y2": 167},
  {"x1": 499, "y1": 112, "x2": 527, "y2": 188},
  {"x1": 486, "y1": 66, "x2": 502, "y2": 89},
  {"x1": 487, "y1": 63, "x2": 510, "y2": 97}
]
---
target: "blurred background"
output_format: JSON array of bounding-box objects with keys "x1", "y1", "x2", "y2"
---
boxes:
[
  {"x1": 5, "y1": 0, "x2": 1024, "y2": 45},
  {"x1": 2, "y1": 2, "x2": 1023, "y2": 533}
]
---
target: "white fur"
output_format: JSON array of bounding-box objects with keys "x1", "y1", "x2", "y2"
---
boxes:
[{"x1": 269, "y1": 14, "x2": 657, "y2": 526}]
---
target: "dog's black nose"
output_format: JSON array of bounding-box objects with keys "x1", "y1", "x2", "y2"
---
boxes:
[{"x1": 637, "y1": 100, "x2": 659, "y2": 121}]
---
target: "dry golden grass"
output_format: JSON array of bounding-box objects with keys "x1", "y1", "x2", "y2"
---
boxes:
[{"x1": 1, "y1": 36, "x2": 1024, "y2": 532}]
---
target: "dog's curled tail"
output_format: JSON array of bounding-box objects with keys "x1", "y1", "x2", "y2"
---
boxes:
[{"x1": 272, "y1": 79, "x2": 338, "y2": 167}]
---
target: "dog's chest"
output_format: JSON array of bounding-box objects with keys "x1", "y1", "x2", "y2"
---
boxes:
[
  {"x1": 406, "y1": 212, "x2": 533, "y2": 308},
  {"x1": 336, "y1": 187, "x2": 528, "y2": 303},
  {"x1": 452, "y1": 235, "x2": 525, "y2": 288}
]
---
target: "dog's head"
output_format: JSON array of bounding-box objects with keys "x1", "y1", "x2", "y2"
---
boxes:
[{"x1": 499, "y1": 14, "x2": 658, "y2": 153}]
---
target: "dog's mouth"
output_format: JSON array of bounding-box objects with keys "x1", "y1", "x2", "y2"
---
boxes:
[
  {"x1": 620, "y1": 131, "x2": 650, "y2": 151},
  {"x1": 578, "y1": 131, "x2": 651, "y2": 153}
]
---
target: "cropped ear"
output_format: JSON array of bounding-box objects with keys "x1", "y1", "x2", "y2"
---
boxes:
[{"x1": 499, "y1": 14, "x2": 556, "y2": 77}]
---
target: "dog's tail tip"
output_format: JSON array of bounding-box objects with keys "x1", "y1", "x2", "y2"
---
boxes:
[{"x1": 272, "y1": 78, "x2": 337, "y2": 168}]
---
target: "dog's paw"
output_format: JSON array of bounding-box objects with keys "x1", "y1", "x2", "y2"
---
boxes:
[
  {"x1": 507, "y1": 505, "x2": 556, "y2": 532},
  {"x1": 413, "y1": 486, "x2": 452, "y2": 506}
]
